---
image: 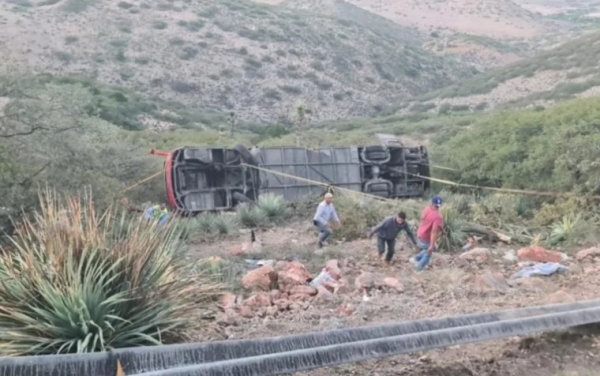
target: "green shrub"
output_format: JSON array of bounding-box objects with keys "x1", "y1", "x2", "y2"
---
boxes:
[
  {"x1": 257, "y1": 193, "x2": 287, "y2": 222},
  {"x1": 0, "y1": 190, "x2": 222, "y2": 355},
  {"x1": 548, "y1": 213, "x2": 590, "y2": 247},
  {"x1": 212, "y1": 214, "x2": 238, "y2": 235},
  {"x1": 439, "y1": 205, "x2": 466, "y2": 252},
  {"x1": 236, "y1": 203, "x2": 266, "y2": 228},
  {"x1": 181, "y1": 213, "x2": 237, "y2": 239}
]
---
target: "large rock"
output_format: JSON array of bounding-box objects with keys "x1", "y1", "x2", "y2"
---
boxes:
[
  {"x1": 576, "y1": 247, "x2": 600, "y2": 262},
  {"x1": 242, "y1": 265, "x2": 278, "y2": 291},
  {"x1": 276, "y1": 261, "x2": 312, "y2": 292},
  {"x1": 276, "y1": 261, "x2": 312, "y2": 278},
  {"x1": 459, "y1": 247, "x2": 492, "y2": 263},
  {"x1": 517, "y1": 245, "x2": 566, "y2": 263}
]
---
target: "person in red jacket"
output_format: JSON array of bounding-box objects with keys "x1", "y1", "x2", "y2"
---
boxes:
[{"x1": 412, "y1": 195, "x2": 444, "y2": 271}]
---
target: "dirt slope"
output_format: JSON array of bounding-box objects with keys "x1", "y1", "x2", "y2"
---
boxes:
[
  {"x1": 0, "y1": 0, "x2": 471, "y2": 124},
  {"x1": 191, "y1": 222, "x2": 600, "y2": 375}
]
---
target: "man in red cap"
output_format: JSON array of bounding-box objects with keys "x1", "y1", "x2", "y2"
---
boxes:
[{"x1": 412, "y1": 195, "x2": 444, "y2": 271}]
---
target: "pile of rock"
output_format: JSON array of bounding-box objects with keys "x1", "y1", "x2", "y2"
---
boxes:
[
  {"x1": 219, "y1": 260, "x2": 346, "y2": 318},
  {"x1": 218, "y1": 258, "x2": 406, "y2": 319}
]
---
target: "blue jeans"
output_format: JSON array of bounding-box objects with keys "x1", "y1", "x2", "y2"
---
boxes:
[
  {"x1": 377, "y1": 237, "x2": 396, "y2": 262},
  {"x1": 415, "y1": 239, "x2": 437, "y2": 271},
  {"x1": 314, "y1": 220, "x2": 331, "y2": 247}
]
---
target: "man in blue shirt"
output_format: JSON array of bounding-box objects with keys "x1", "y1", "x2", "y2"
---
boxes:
[
  {"x1": 368, "y1": 211, "x2": 417, "y2": 264},
  {"x1": 313, "y1": 193, "x2": 341, "y2": 248}
]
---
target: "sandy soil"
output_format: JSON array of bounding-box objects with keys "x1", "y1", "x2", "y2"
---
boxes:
[{"x1": 187, "y1": 222, "x2": 600, "y2": 375}]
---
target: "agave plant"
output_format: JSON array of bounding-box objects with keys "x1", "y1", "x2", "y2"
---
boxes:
[
  {"x1": 0, "y1": 189, "x2": 222, "y2": 356},
  {"x1": 257, "y1": 194, "x2": 287, "y2": 222},
  {"x1": 211, "y1": 213, "x2": 238, "y2": 235},
  {"x1": 236, "y1": 203, "x2": 266, "y2": 228},
  {"x1": 548, "y1": 213, "x2": 587, "y2": 246},
  {"x1": 439, "y1": 205, "x2": 466, "y2": 252}
]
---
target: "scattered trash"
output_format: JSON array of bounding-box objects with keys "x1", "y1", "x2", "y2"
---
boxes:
[
  {"x1": 510, "y1": 262, "x2": 568, "y2": 279},
  {"x1": 245, "y1": 259, "x2": 275, "y2": 268},
  {"x1": 310, "y1": 270, "x2": 337, "y2": 288}
]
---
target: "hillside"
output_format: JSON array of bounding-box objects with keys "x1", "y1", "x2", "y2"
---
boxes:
[
  {"x1": 279, "y1": 0, "x2": 422, "y2": 45},
  {"x1": 258, "y1": 0, "x2": 549, "y2": 39},
  {"x1": 260, "y1": 0, "x2": 600, "y2": 71},
  {"x1": 396, "y1": 30, "x2": 600, "y2": 115},
  {"x1": 0, "y1": 0, "x2": 472, "y2": 124},
  {"x1": 344, "y1": 0, "x2": 548, "y2": 39}
]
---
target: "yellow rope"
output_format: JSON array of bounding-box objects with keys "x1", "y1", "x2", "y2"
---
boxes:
[
  {"x1": 242, "y1": 163, "x2": 406, "y2": 203},
  {"x1": 123, "y1": 171, "x2": 163, "y2": 193}
]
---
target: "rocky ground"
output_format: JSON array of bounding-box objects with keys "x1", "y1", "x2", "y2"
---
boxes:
[{"x1": 188, "y1": 222, "x2": 600, "y2": 375}]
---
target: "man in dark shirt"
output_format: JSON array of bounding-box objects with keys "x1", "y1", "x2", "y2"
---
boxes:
[{"x1": 368, "y1": 212, "x2": 417, "y2": 264}]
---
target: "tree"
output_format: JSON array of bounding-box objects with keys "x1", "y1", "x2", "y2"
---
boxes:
[{"x1": 0, "y1": 72, "x2": 160, "y2": 234}]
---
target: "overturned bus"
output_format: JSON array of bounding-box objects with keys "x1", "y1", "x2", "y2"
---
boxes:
[{"x1": 151, "y1": 134, "x2": 431, "y2": 214}]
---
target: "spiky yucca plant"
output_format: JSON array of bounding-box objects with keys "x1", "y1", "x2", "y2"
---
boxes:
[
  {"x1": 183, "y1": 213, "x2": 238, "y2": 238},
  {"x1": 236, "y1": 203, "x2": 266, "y2": 228},
  {"x1": 439, "y1": 205, "x2": 466, "y2": 252},
  {"x1": 257, "y1": 193, "x2": 287, "y2": 222},
  {"x1": 211, "y1": 213, "x2": 238, "y2": 234},
  {"x1": 0, "y1": 189, "x2": 222, "y2": 356},
  {"x1": 548, "y1": 213, "x2": 590, "y2": 246}
]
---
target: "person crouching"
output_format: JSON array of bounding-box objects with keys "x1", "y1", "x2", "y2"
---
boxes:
[{"x1": 368, "y1": 211, "x2": 417, "y2": 265}]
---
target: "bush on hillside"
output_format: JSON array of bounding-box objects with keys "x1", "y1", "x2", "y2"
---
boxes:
[
  {"x1": 181, "y1": 213, "x2": 238, "y2": 239},
  {"x1": 257, "y1": 193, "x2": 287, "y2": 222},
  {"x1": 236, "y1": 203, "x2": 266, "y2": 228},
  {"x1": 434, "y1": 98, "x2": 600, "y2": 196},
  {"x1": 547, "y1": 213, "x2": 593, "y2": 247},
  {"x1": 0, "y1": 190, "x2": 222, "y2": 355}
]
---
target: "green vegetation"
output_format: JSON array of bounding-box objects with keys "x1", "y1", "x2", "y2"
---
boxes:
[
  {"x1": 182, "y1": 213, "x2": 239, "y2": 239},
  {"x1": 427, "y1": 97, "x2": 600, "y2": 248},
  {"x1": 434, "y1": 98, "x2": 600, "y2": 195},
  {"x1": 0, "y1": 191, "x2": 222, "y2": 355},
  {"x1": 257, "y1": 194, "x2": 287, "y2": 222}
]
